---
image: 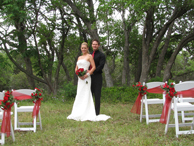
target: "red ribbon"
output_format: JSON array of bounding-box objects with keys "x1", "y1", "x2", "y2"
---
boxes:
[
  {"x1": 32, "y1": 98, "x2": 43, "y2": 118},
  {"x1": 131, "y1": 93, "x2": 143, "y2": 114},
  {"x1": 159, "y1": 87, "x2": 194, "y2": 124},
  {"x1": 147, "y1": 86, "x2": 164, "y2": 94},
  {"x1": 159, "y1": 94, "x2": 172, "y2": 124},
  {"x1": 177, "y1": 88, "x2": 194, "y2": 97},
  {"x1": 12, "y1": 90, "x2": 43, "y2": 119},
  {"x1": 12, "y1": 91, "x2": 32, "y2": 100},
  {"x1": 131, "y1": 85, "x2": 164, "y2": 115},
  {"x1": 1, "y1": 103, "x2": 14, "y2": 137}
]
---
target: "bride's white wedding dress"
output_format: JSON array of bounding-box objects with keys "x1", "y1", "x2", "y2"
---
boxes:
[{"x1": 67, "y1": 59, "x2": 111, "y2": 121}]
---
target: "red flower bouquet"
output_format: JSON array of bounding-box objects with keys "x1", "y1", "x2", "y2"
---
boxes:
[
  {"x1": 31, "y1": 88, "x2": 43, "y2": 101},
  {"x1": 131, "y1": 82, "x2": 147, "y2": 114},
  {"x1": 0, "y1": 91, "x2": 15, "y2": 137},
  {"x1": 1, "y1": 91, "x2": 14, "y2": 110},
  {"x1": 76, "y1": 68, "x2": 87, "y2": 77},
  {"x1": 161, "y1": 82, "x2": 177, "y2": 98},
  {"x1": 76, "y1": 68, "x2": 88, "y2": 84},
  {"x1": 31, "y1": 88, "x2": 43, "y2": 118},
  {"x1": 133, "y1": 82, "x2": 147, "y2": 96},
  {"x1": 160, "y1": 82, "x2": 177, "y2": 124}
]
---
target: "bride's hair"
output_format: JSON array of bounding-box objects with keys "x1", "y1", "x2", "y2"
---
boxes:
[{"x1": 81, "y1": 42, "x2": 89, "y2": 53}]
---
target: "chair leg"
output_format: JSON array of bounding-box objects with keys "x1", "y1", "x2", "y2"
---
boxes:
[
  {"x1": 174, "y1": 105, "x2": 179, "y2": 138},
  {"x1": 10, "y1": 121, "x2": 15, "y2": 142},
  {"x1": 14, "y1": 108, "x2": 17, "y2": 130},
  {"x1": 140, "y1": 100, "x2": 143, "y2": 123},
  {"x1": 145, "y1": 101, "x2": 149, "y2": 125},
  {"x1": 33, "y1": 116, "x2": 36, "y2": 132},
  {"x1": 165, "y1": 103, "x2": 172, "y2": 134},
  {"x1": 191, "y1": 116, "x2": 194, "y2": 130},
  {"x1": 1, "y1": 133, "x2": 5, "y2": 145},
  {"x1": 181, "y1": 111, "x2": 185, "y2": 123}
]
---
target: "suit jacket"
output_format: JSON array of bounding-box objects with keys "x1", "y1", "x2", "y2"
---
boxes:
[{"x1": 91, "y1": 50, "x2": 106, "y2": 75}]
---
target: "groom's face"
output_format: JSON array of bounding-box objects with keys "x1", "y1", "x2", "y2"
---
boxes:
[{"x1": 92, "y1": 41, "x2": 100, "y2": 51}]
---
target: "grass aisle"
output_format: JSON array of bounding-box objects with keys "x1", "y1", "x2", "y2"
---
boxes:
[{"x1": 4, "y1": 101, "x2": 194, "y2": 146}]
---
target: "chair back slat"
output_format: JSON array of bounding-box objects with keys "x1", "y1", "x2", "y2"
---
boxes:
[
  {"x1": 13, "y1": 89, "x2": 35, "y2": 96},
  {"x1": 175, "y1": 82, "x2": 194, "y2": 92},
  {"x1": 0, "y1": 92, "x2": 4, "y2": 100},
  {"x1": 146, "y1": 82, "x2": 165, "y2": 89}
]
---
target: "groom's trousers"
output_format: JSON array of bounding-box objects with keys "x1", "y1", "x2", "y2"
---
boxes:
[{"x1": 91, "y1": 74, "x2": 102, "y2": 115}]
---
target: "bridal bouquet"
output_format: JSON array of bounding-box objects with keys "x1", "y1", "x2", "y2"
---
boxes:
[{"x1": 76, "y1": 68, "x2": 88, "y2": 84}]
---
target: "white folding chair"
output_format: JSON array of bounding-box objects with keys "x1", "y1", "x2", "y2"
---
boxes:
[
  {"x1": 176, "y1": 81, "x2": 194, "y2": 123},
  {"x1": 140, "y1": 82, "x2": 165, "y2": 124},
  {"x1": 0, "y1": 92, "x2": 15, "y2": 145},
  {"x1": 178, "y1": 81, "x2": 194, "y2": 103},
  {"x1": 165, "y1": 82, "x2": 194, "y2": 138},
  {"x1": 13, "y1": 89, "x2": 42, "y2": 132}
]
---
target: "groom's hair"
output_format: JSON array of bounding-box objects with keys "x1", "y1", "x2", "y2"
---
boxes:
[{"x1": 92, "y1": 39, "x2": 100, "y2": 45}]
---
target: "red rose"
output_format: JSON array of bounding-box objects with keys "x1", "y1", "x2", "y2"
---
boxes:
[
  {"x1": 35, "y1": 93, "x2": 38, "y2": 96},
  {"x1": 39, "y1": 93, "x2": 42, "y2": 96},
  {"x1": 31, "y1": 93, "x2": 34, "y2": 96},
  {"x1": 4, "y1": 96, "x2": 8, "y2": 101},
  {"x1": 6, "y1": 102, "x2": 10, "y2": 106}
]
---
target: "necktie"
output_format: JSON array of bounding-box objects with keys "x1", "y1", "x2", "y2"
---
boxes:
[{"x1": 89, "y1": 51, "x2": 95, "y2": 70}]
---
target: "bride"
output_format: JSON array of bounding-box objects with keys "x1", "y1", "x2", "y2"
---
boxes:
[{"x1": 67, "y1": 42, "x2": 110, "y2": 121}]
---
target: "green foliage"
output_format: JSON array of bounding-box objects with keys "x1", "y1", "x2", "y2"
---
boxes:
[
  {"x1": 4, "y1": 101, "x2": 194, "y2": 145},
  {"x1": 62, "y1": 82, "x2": 77, "y2": 100},
  {"x1": 102, "y1": 86, "x2": 134, "y2": 103},
  {"x1": 148, "y1": 76, "x2": 163, "y2": 82},
  {"x1": 0, "y1": 53, "x2": 14, "y2": 91},
  {"x1": 9, "y1": 72, "x2": 31, "y2": 89},
  {"x1": 101, "y1": 86, "x2": 162, "y2": 103}
]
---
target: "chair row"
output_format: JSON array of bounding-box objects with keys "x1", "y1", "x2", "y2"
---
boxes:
[
  {"x1": 0, "y1": 89, "x2": 42, "y2": 145},
  {"x1": 139, "y1": 81, "x2": 194, "y2": 138}
]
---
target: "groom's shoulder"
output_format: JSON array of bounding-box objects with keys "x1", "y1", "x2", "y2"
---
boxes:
[{"x1": 99, "y1": 51, "x2": 105, "y2": 57}]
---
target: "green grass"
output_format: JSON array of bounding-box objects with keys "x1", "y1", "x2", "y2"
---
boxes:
[{"x1": 3, "y1": 101, "x2": 194, "y2": 146}]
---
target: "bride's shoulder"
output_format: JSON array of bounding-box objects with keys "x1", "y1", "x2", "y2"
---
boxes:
[{"x1": 88, "y1": 54, "x2": 92, "y2": 58}]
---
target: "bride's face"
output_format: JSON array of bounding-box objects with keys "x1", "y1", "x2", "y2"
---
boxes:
[{"x1": 81, "y1": 45, "x2": 88, "y2": 54}]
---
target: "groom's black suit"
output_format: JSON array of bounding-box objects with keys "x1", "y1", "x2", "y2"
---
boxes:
[{"x1": 91, "y1": 50, "x2": 106, "y2": 115}]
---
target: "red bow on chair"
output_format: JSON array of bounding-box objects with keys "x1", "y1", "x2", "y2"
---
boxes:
[{"x1": 32, "y1": 98, "x2": 43, "y2": 118}]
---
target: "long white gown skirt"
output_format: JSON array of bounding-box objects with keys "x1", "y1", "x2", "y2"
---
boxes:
[{"x1": 67, "y1": 59, "x2": 110, "y2": 121}]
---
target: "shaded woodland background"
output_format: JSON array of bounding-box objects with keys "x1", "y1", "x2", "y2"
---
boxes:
[{"x1": 0, "y1": 0, "x2": 194, "y2": 95}]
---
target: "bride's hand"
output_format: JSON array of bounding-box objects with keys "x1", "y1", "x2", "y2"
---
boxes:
[{"x1": 80, "y1": 76, "x2": 85, "y2": 80}]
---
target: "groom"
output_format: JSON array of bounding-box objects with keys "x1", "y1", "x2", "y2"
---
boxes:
[{"x1": 90, "y1": 39, "x2": 106, "y2": 115}]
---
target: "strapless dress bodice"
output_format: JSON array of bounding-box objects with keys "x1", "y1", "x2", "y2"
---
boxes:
[{"x1": 77, "y1": 59, "x2": 90, "y2": 70}]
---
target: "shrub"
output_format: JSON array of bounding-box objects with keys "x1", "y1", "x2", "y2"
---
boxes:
[
  {"x1": 62, "y1": 82, "x2": 77, "y2": 100},
  {"x1": 101, "y1": 86, "x2": 162, "y2": 103}
]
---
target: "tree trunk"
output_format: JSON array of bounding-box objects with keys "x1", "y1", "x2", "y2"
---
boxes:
[
  {"x1": 140, "y1": 5, "x2": 190, "y2": 82},
  {"x1": 121, "y1": 9, "x2": 130, "y2": 85},
  {"x1": 16, "y1": 21, "x2": 35, "y2": 89},
  {"x1": 135, "y1": 48, "x2": 142, "y2": 82},
  {"x1": 63, "y1": 0, "x2": 114, "y2": 87},
  {"x1": 163, "y1": 31, "x2": 194, "y2": 81},
  {"x1": 156, "y1": 22, "x2": 174, "y2": 77},
  {"x1": 140, "y1": 8, "x2": 154, "y2": 83}
]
